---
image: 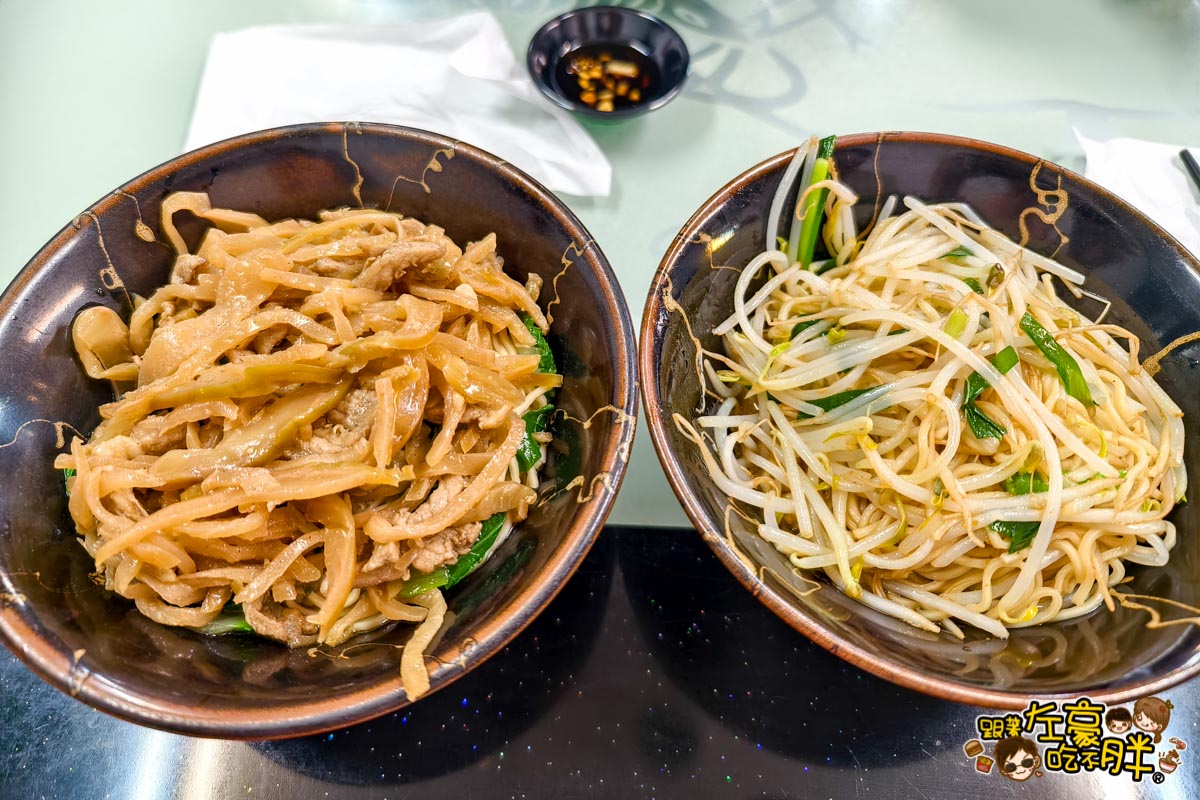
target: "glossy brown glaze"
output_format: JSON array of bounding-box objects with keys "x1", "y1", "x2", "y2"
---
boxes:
[
  {"x1": 0, "y1": 123, "x2": 637, "y2": 738},
  {"x1": 641, "y1": 131, "x2": 1200, "y2": 709}
]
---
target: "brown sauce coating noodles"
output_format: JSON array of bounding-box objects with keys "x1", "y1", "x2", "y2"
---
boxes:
[{"x1": 55, "y1": 192, "x2": 561, "y2": 698}]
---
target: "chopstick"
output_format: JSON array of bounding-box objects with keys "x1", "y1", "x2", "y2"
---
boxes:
[{"x1": 1181, "y1": 149, "x2": 1200, "y2": 196}]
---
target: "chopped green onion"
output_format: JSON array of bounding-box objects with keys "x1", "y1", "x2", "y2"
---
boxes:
[
  {"x1": 790, "y1": 319, "x2": 820, "y2": 339},
  {"x1": 944, "y1": 246, "x2": 973, "y2": 258},
  {"x1": 991, "y1": 345, "x2": 1019, "y2": 373},
  {"x1": 962, "y1": 346, "x2": 1020, "y2": 440},
  {"x1": 986, "y1": 264, "x2": 1004, "y2": 289},
  {"x1": 963, "y1": 278, "x2": 985, "y2": 295},
  {"x1": 965, "y1": 404, "x2": 1006, "y2": 441},
  {"x1": 945, "y1": 308, "x2": 968, "y2": 338},
  {"x1": 990, "y1": 465, "x2": 1047, "y2": 551},
  {"x1": 793, "y1": 135, "x2": 837, "y2": 268},
  {"x1": 516, "y1": 404, "x2": 555, "y2": 472},
  {"x1": 401, "y1": 566, "x2": 449, "y2": 599},
  {"x1": 794, "y1": 387, "x2": 877, "y2": 420},
  {"x1": 1019, "y1": 312, "x2": 1093, "y2": 407},
  {"x1": 514, "y1": 318, "x2": 557, "y2": 473},
  {"x1": 520, "y1": 314, "x2": 557, "y2": 376},
  {"x1": 990, "y1": 520, "x2": 1040, "y2": 553},
  {"x1": 1003, "y1": 471, "x2": 1048, "y2": 496},
  {"x1": 197, "y1": 607, "x2": 254, "y2": 636},
  {"x1": 62, "y1": 467, "x2": 75, "y2": 496}
]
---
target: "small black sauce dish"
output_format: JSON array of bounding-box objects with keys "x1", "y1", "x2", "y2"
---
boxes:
[{"x1": 527, "y1": 5, "x2": 689, "y2": 119}]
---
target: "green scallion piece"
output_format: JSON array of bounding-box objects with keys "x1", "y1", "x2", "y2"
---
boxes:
[
  {"x1": 986, "y1": 264, "x2": 1004, "y2": 289},
  {"x1": 794, "y1": 387, "x2": 877, "y2": 420},
  {"x1": 790, "y1": 319, "x2": 820, "y2": 340},
  {"x1": 197, "y1": 607, "x2": 254, "y2": 636},
  {"x1": 520, "y1": 314, "x2": 557, "y2": 377},
  {"x1": 991, "y1": 345, "x2": 1019, "y2": 373},
  {"x1": 516, "y1": 404, "x2": 555, "y2": 472},
  {"x1": 945, "y1": 308, "x2": 968, "y2": 338},
  {"x1": 1019, "y1": 312, "x2": 1093, "y2": 407},
  {"x1": 401, "y1": 566, "x2": 450, "y2": 599},
  {"x1": 993, "y1": 470, "x2": 1051, "y2": 551},
  {"x1": 793, "y1": 135, "x2": 837, "y2": 269},
  {"x1": 962, "y1": 346, "x2": 1019, "y2": 440},
  {"x1": 1003, "y1": 471, "x2": 1048, "y2": 496},
  {"x1": 990, "y1": 520, "x2": 1040, "y2": 553}
]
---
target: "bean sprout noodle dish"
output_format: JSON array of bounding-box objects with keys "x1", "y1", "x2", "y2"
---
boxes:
[
  {"x1": 675, "y1": 136, "x2": 1187, "y2": 639},
  {"x1": 57, "y1": 193, "x2": 561, "y2": 698}
]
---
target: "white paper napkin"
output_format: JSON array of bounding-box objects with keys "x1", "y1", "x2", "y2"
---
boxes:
[
  {"x1": 1076, "y1": 131, "x2": 1200, "y2": 258},
  {"x1": 185, "y1": 13, "x2": 612, "y2": 197}
]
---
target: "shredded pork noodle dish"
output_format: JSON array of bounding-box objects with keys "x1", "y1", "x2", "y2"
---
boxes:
[
  {"x1": 56, "y1": 193, "x2": 561, "y2": 698},
  {"x1": 676, "y1": 136, "x2": 1187, "y2": 639}
]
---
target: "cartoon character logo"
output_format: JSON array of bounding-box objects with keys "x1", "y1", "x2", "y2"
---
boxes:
[
  {"x1": 1132, "y1": 696, "x2": 1174, "y2": 743},
  {"x1": 971, "y1": 697, "x2": 1186, "y2": 780},
  {"x1": 1105, "y1": 706, "x2": 1133, "y2": 734},
  {"x1": 995, "y1": 736, "x2": 1041, "y2": 782}
]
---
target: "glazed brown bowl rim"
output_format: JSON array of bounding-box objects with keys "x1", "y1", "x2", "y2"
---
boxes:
[
  {"x1": 639, "y1": 130, "x2": 1200, "y2": 710},
  {"x1": 0, "y1": 121, "x2": 639, "y2": 738}
]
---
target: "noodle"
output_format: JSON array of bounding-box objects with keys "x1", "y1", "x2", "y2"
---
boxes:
[
  {"x1": 681, "y1": 138, "x2": 1186, "y2": 637},
  {"x1": 56, "y1": 194, "x2": 561, "y2": 699}
]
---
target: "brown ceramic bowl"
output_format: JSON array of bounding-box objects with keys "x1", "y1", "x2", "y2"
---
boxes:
[
  {"x1": 0, "y1": 123, "x2": 637, "y2": 738},
  {"x1": 641, "y1": 131, "x2": 1200, "y2": 709}
]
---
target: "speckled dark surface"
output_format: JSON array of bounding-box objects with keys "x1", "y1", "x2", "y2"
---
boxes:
[{"x1": 3, "y1": 526, "x2": 1196, "y2": 798}]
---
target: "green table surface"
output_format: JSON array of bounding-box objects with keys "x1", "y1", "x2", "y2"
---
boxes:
[{"x1": 3, "y1": 0, "x2": 1198, "y2": 526}]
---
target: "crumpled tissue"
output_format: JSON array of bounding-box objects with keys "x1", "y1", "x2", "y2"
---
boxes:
[
  {"x1": 1077, "y1": 130, "x2": 1200, "y2": 258},
  {"x1": 185, "y1": 13, "x2": 611, "y2": 196}
]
